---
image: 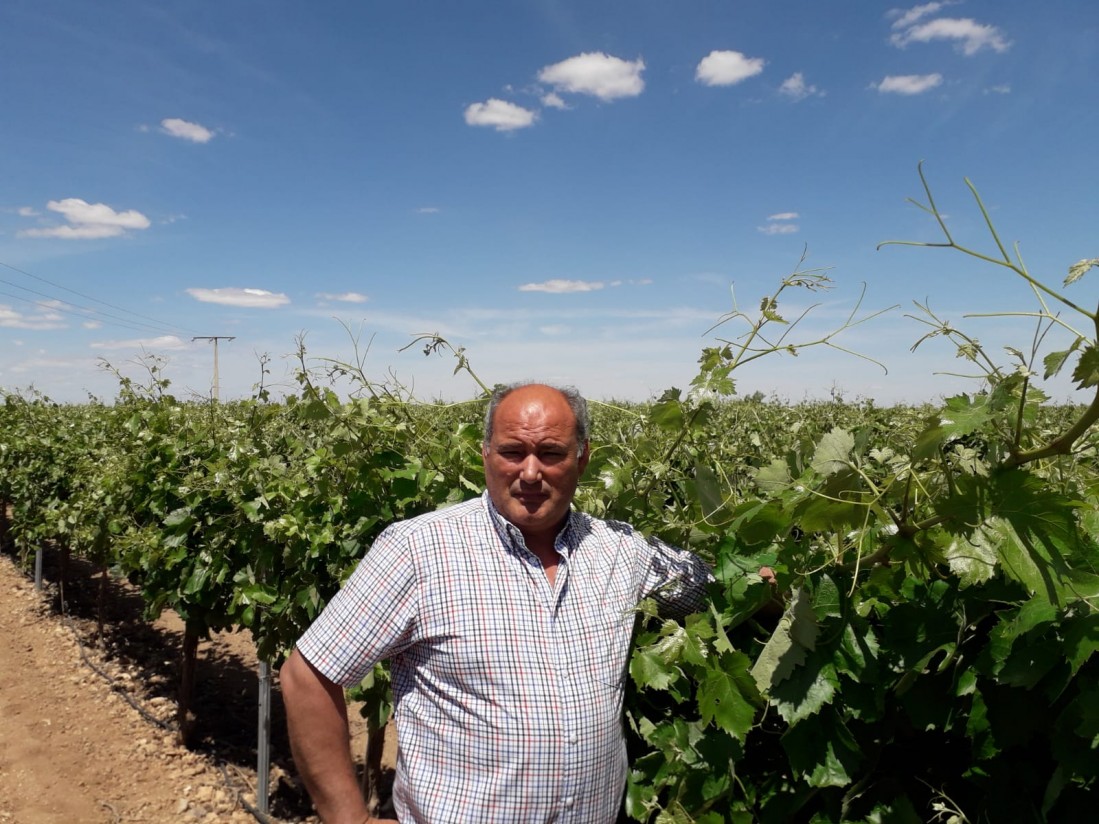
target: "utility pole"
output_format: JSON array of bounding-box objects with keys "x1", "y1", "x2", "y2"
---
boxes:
[{"x1": 192, "y1": 336, "x2": 236, "y2": 401}]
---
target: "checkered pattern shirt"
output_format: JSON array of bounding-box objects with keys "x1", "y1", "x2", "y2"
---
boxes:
[{"x1": 296, "y1": 492, "x2": 712, "y2": 823}]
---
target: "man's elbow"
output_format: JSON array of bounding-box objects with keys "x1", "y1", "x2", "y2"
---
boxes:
[{"x1": 280, "y1": 647, "x2": 329, "y2": 703}]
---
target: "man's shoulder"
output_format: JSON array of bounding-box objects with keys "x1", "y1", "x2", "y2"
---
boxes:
[
  {"x1": 569, "y1": 510, "x2": 689, "y2": 555},
  {"x1": 569, "y1": 509, "x2": 646, "y2": 543},
  {"x1": 383, "y1": 495, "x2": 488, "y2": 538},
  {"x1": 395, "y1": 495, "x2": 486, "y2": 527}
]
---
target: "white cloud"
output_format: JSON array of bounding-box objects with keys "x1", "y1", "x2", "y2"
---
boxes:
[
  {"x1": 874, "y1": 73, "x2": 944, "y2": 94},
  {"x1": 82, "y1": 320, "x2": 102, "y2": 329},
  {"x1": 695, "y1": 50, "x2": 765, "y2": 87},
  {"x1": 17, "y1": 206, "x2": 38, "y2": 217},
  {"x1": 539, "y1": 325, "x2": 571, "y2": 336},
  {"x1": 160, "y1": 117, "x2": 215, "y2": 143},
  {"x1": 984, "y1": 84, "x2": 1011, "y2": 95},
  {"x1": 90, "y1": 334, "x2": 189, "y2": 350},
  {"x1": 758, "y1": 223, "x2": 799, "y2": 235},
  {"x1": 541, "y1": 92, "x2": 569, "y2": 110},
  {"x1": 18, "y1": 198, "x2": 152, "y2": 240},
  {"x1": 779, "y1": 72, "x2": 819, "y2": 100},
  {"x1": 538, "y1": 52, "x2": 646, "y2": 101},
  {"x1": 315, "y1": 291, "x2": 368, "y2": 303},
  {"x1": 185, "y1": 287, "x2": 290, "y2": 308},
  {"x1": 891, "y1": 17, "x2": 1010, "y2": 55},
  {"x1": 519, "y1": 279, "x2": 606, "y2": 293},
  {"x1": 768, "y1": 212, "x2": 800, "y2": 221},
  {"x1": 8, "y1": 356, "x2": 83, "y2": 373},
  {"x1": 0, "y1": 304, "x2": 68, "y2": 330},
  {"x1": 464, "y1": 98, "x2": 538, "y2": 131},
  {"x1": 416, "y1": 207, "x2": 440, "y2": 214},
  {"x1": 889, "y1": 2, "x2": 954, "y2": 31}
]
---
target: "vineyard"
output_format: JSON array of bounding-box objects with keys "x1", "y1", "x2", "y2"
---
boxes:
[{"x1": 3, "y1": 172, "x2": 1099, "y2": 822}]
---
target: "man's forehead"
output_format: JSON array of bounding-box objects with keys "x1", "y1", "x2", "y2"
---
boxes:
[
  {"x1": 497, "y1": 387, "x2": 571, "y2": 417},
  {"x1": 493, "y1": 388, "x2": 578, "y2": 436}
]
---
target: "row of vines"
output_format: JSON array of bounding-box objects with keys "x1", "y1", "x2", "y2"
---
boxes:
[{"x1": 3, "y1": 171, "x2": 1099, "y2": 822}]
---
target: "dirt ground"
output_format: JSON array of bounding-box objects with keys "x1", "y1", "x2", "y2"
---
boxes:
[{"x1": 0, "y1": 547, "x2": 391, "y2": 823}]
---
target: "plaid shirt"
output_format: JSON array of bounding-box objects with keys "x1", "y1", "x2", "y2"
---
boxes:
[{"x1": 297, "y1": 492, "x2": 711, "y2": 823}]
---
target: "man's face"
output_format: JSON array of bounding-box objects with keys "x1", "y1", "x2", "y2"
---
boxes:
[{"x1": 482, "y1": 385, "x2": 589, "y2": 548}]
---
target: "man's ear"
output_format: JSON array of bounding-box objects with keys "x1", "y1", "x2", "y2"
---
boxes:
[{"x1": 578, "y1": 440, "x2": 590, "y2": 473}]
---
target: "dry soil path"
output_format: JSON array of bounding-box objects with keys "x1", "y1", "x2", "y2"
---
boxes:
[{"x1": 0, "y1": 550, "x2": 374, "y2": 823}]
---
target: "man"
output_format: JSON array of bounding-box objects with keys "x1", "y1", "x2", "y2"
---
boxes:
[{"x1": 281, "y1": 383, "x2": 713, "y2": 823}]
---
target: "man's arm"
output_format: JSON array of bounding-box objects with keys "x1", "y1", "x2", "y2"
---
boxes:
[
  {"x1": 637, "y1": 533, "x2": 777, "y2": 619},
  {"x1": 280, "y1": 649, "x2": 392, "y2": 824}
]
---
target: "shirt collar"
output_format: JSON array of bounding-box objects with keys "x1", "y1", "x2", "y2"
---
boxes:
[{"x1": 482, "y1": 490, "x2": 579, "y2": 557}]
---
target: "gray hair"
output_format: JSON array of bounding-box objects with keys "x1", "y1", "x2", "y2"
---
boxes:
[{"x1": 483, "y1": 382, "x2": 590, "y2": 455}]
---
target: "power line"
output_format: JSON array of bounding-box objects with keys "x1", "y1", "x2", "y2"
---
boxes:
[
  {"x1": 0, "y1": 281, "x2": 184, "y2": 336},
  {"x1": 0, "y1": 259, "x2": 199, "y2": 336}
]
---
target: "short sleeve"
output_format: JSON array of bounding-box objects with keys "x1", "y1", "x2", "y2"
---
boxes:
[
  {"x1": 295, "y1": 524, "x2": 420, "y2": 687},
  {"x1": 637, "y1": 534, "x2": 714, "y2": 620}
]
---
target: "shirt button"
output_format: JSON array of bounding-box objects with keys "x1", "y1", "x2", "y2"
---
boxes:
[
  {"x1": 564, "y1": 796, "x2": 575, "y2": 808},
  {"x1": 567, "y1": 734, "x2": 578, "y2": 744}
]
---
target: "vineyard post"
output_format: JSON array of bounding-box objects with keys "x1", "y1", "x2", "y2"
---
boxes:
[
  {"x1": 256, "y1": 659, "x2": 272, "y2": 815},
  {"x1": 192, "y1": 336, "x2": 236, "y2": 402},
  {"x1": 34, "y1": 546, "x2": 42, "y2": 591}
]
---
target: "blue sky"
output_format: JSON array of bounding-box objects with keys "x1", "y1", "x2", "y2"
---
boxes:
[{"x1": 2, "y1": 0, "x2": 1096, "y2": 405}]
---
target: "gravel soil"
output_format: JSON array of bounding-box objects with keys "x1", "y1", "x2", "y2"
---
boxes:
[{"x1": 0, "y1": 546, "x2": 388, "y2": 823}]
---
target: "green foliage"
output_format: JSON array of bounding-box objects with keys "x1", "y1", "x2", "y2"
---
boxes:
[{"x1": 3, "y1": 168, "x2": 1099, "y2": 820}]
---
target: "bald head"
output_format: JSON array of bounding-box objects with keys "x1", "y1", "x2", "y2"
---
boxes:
[{"x1": 484, "y1": 382, "x2": 590, "y2": 455}]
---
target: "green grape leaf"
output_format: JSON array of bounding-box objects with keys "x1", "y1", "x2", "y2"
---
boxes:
[
  {"x1": 966, "y1": 688, "x2": 999, "y2": 761},
  {"x1": 710, "y1": 601, "x2": 735, "y2": 655},
  {"x1": 163, "y1": 506, "x2": 195, "y2": 529},
  {"x1": 727, "y1": 499, "x2": 788, "y2": 547},
  {"x1": 697, "y1": 653, "x2": 760, "y2": 741},
  {"x1": 997, "y1": 634, "x2": 1063, "y2": 688},
  {"x1": 760, "y1": 296, "x2": 786, "y2": 324},
  {"x1": 988, "y1": 598, "x2": 1058, "y2": 668},
  {"x1": 1071, "y1": 344, "x2": 1099, "y2": 389},
  {"x1": 631, "y1": 650, "x2": 679, "y2": 691},
  {"x1": 752, "y1": 458, "x2": 791, "y2": 494},
  {"x1": 693, "y1": 463, "x2": 724, "y2": 519},
  {"x1": 183, "y1": 564, "x2": 210, "y2": 595},
  {"x1": 1063, "y1": 613, "x2": 1099, "y2": 677},
  {"x1": 650, "y1": 391, "x2": 685, "y2": 431},
  {"x1": 945, "y1": 525, "x2": 1000, "y2": 587},
  {"x1": 239, "y1": 498, "x2": 265, "y2": 522},
  {"x1": 990, "y1": 470, "x2": 1083, "y2": 605},
  {"x1": 781, "y1": 710, "x2": 862, "y2": 788},
  {"x1": 810, "y1": 428, "x2": 854, "y2": 475},
  {"x1": 751, "y1": 587, "x2": 818, "y2": 694},
  {"x1": 655, "y1": 801, "x2": 694, "y2": 824},
  {"x1": 1043, "y1": 336, "x2": 1083, "y2": 379},
  {"x1": 834, "y1": 620, "x2": 880, "y2": 680},
  {"x1": 939, "y1": 393, "x2": 994, "y2": 438},
  {"x1": 768, "y1": 652, "x2": 839, "y2": 725},
  {"x1": 810, "y1": 573, "x2": 842, "y2": 621}
]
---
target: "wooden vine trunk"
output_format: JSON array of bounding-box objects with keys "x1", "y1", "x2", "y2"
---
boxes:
[
  {"x1": 0, "y1": 500, "x2": 10, "y2": 551},
  {"x1": 178, "y1": 626, "x2": 200, "y2": 747},
  {"x1": 362, "y1": 715, "x2": 387, "y2": 815},
  {"x1": 96, "y1": 563, "x2": 108, "y2": 647},
  {"x1": 58, "y1": 542, "x2": 70, "y2": 603}
]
